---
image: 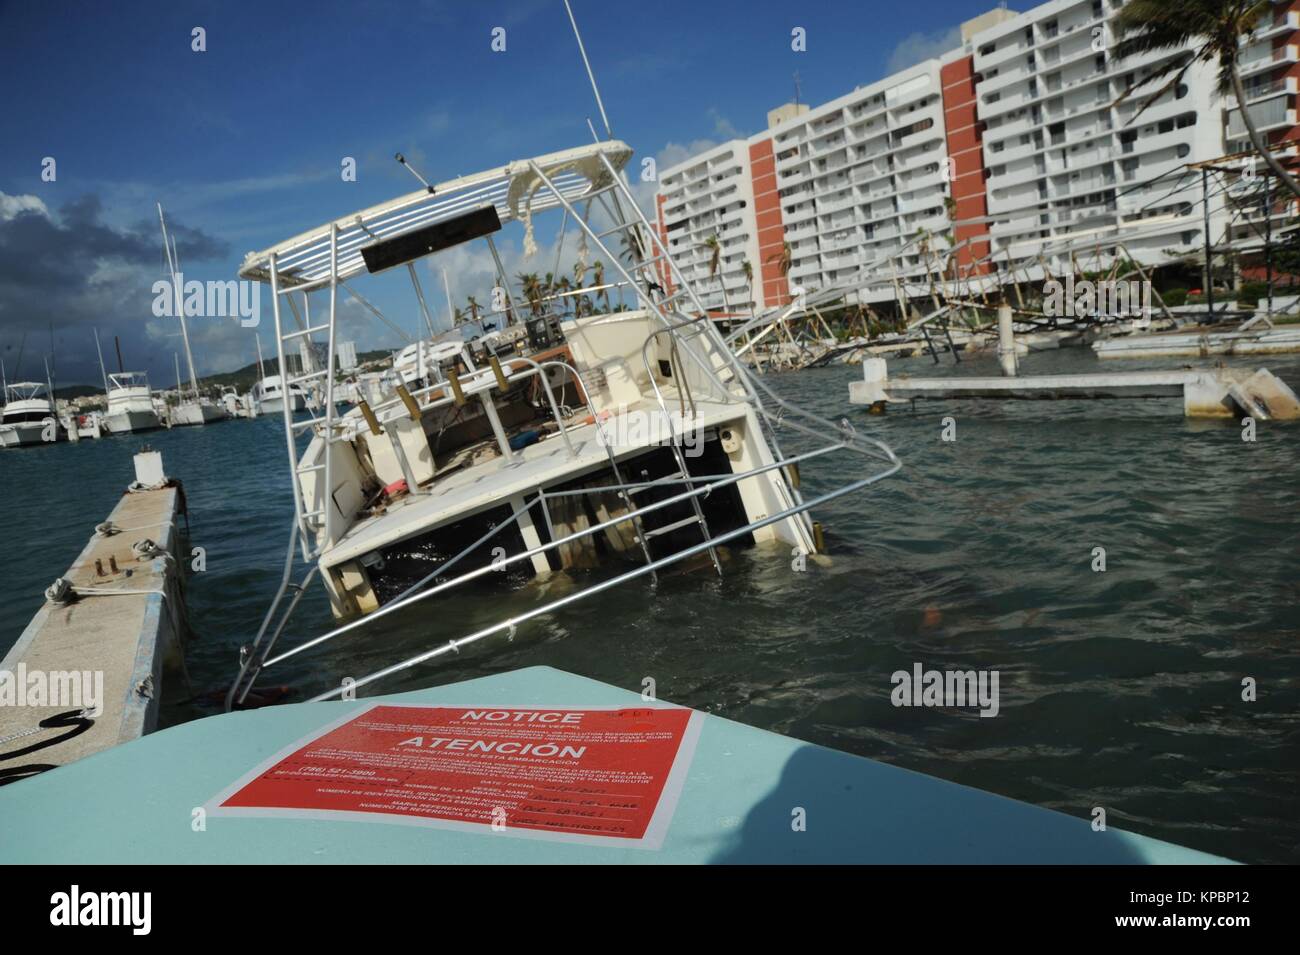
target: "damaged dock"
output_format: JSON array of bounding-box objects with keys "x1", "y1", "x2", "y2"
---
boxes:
[{"x1": 0, "y1": 450, "x2": 188, "y2": 784}]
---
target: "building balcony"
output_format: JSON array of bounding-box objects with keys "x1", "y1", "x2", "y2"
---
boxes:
[
  {"x1": 1225, "y1": 74, "x2": 1298, "y2": 108},
  {"x1": 1227, "y1": 93, "x2": 1296, "y2": 138},
  {"x1": 1239, "y1": 42, "x2": 1300, "y2": 78},
  {"x1": 1255, "y1": 10, "x2": 1300, "y2": 41}
]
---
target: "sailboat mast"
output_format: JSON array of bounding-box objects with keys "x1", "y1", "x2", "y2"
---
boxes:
[
  {"x1": 93, "y1": 328, "x2": 110, "y2": 393},
  {"x1": 175, "y1": 353, "x2": 182, "y2": 395},
  {"x1": 256, "y1": 334, "x2": 266, "y2": 381},
  {"x1": 158, "y1": 203, "x2": 200, "y2": 398},
  {"x1": 48, "y1": 324, "x2": 57, "y2": 404}
]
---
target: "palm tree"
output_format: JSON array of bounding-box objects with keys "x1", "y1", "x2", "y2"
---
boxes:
[
  {"x1": 453, "y1": 306, "x2": 466, "y2": 327},
  {"x1": 515, "y1": 273, "x2": 543, "y2": 316},
  {"x1": 741, "y1": 259, "x2": 756, "y2": 317},
  {"x1": 766, "y1": 240, "x2": 794, "y2": 305},
  {"x1": 618, "y1": 228, "x2": 647, "y2": 265},
  {"x1": 592, "y1": 260, "x2": 609, "y2": 311},
  {"x1": 1114, "y1": 0, "x2": 1300, "y2": 199},
  {"x1": 556, "y1": 275, "x2": 573, "y2": 316},
  {"x1": 466, "y1": 296, "x2": 480, "y2": 325},
  {"x1": 701, "y1": 235, "x2": 731, "y2": 314}
]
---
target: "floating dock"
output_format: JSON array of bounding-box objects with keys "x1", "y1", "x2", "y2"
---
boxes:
[
  {"x1": 850, "y1": 306, "x2": 1300, "y2": 420},
  {"x1": 0, "y1": 451, "x2": 186, "y2": 784},
  {"x1": 0, "y1": 666, "x2": 1233, "y2": 862},
  {"x1": 1093, "y1": 324, "x2": 1300, "y2": 359}
]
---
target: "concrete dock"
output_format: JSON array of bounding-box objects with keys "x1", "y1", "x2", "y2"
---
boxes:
[{"x1": 0, "y1": 451, "x2": 187, "y2": 784}]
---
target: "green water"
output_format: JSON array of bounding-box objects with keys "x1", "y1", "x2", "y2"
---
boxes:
[{"x1": 2, "y1": 346, "x2": 1296, "y2": 863}]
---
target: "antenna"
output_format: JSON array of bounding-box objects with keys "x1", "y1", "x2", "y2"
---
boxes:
[
  {"x1": 114, "y1": 335, "x2": 125, "y2": 374},
  {"x1": 395, "y1": 154, "x2": 436, "y2": 193},
  {"x1": 794, "y1": 70, "x2": 802, "y2": 107},
  {"x1": 48, "y1": 322, "x2": 57, "y2": 404},
  {"x1": 564, "y1": 0, "x2": 613, "y2": 139}
]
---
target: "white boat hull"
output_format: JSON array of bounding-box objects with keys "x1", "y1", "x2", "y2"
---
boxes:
[
  {"x1": 170, "y1": 403, "x2": 227, "y2": 427},
  {"x1": 0, "y1": 421, "x2": 65, "y2": 447},
  {"x1": 104, "y1": 409, "x2": 163, "y2": 434},
  {"x1": 258, "y1": 393, "x2": 305, "y2": 415}
]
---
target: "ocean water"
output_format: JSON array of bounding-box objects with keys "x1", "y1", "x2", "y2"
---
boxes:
[{"x1": 1, "y1": 346, "x2": 1296, "y2": 863}]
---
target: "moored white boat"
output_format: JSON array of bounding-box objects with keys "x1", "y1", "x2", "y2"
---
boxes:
[
  {"x1": 102, "y1": 372, "x2": 163, "y2": 434},
  {"x1": 251, "y1": 374, "x2": 307, "y2": 415},
  {"x1": 169, "y1": 399, "x2": 227, "y2": 427},
  {"x1": 0, "y1": 382, "x2": 67, "y2": 448}
]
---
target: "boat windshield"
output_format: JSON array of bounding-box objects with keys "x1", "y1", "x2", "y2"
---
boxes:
[{"x1": 109, "y1": 372, "x2": 150, "y2": 390}]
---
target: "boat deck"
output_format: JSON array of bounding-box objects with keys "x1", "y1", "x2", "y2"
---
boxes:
[
  {"x1": 324, "y1": 393, "x2": 744, "y2": 568},
  {"x1": 0, "y1": 666, "x2": 1234, "y2": 863}
]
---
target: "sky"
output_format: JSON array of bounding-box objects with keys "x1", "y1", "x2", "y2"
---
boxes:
[{"x1": 0, "y1": 0, "x2": 1004, "y2": 389}]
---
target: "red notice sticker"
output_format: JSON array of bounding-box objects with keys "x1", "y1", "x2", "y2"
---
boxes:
[{"x1": 208, "y1": 703, "x2": 704, "y2": 848}]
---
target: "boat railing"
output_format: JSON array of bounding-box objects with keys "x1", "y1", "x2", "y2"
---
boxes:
[{"x1": 225, "y1": 418, "x2": 898, "y2": 707}]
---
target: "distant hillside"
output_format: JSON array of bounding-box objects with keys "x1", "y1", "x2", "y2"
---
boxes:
[
  {"x1": 53, "y1": 384, "x2": 104, "y2": 400},
  {"x1": 198, "y1": 351, "x2": 392, "y2": 392}
]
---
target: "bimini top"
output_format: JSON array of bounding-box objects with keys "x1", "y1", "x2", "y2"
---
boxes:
[
  {"x1": 238, "y1": 140, "x2": 633, "y2": 289},
  {"x1": 4, "y1": 382, "x2": 47, "y2": 400},
  {"x1": 108, "y1": 372, "x2": 150, "y2": 390}
]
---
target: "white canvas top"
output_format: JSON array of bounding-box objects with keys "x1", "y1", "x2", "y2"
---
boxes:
[{"x1": 238, "y1": 141, "x2": 633, "y2": 288}]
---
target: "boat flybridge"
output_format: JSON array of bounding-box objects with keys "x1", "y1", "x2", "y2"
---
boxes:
[
  {"x1": 225, "y1": 139, "x2": 899, "y2": 710},
  {"x1": 103, "y1": 372, "x2": 163, "y2": 434},
  {"x1": 0, "y1": 382, "x2": 66, "y2": 448}
]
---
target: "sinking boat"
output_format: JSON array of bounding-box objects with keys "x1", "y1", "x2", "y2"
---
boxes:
[{"x1": 225, "y1": 138, "x2": 898, "y2": 708}]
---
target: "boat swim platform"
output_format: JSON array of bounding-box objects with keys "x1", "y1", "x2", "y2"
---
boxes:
[
  {"x1": 0, "y1": 666, "x2": 1232, "y2": 863},
  {"x1": 0, "y1": 451, "x2": 186, "y2": 783},
  {"x1": 849, "y1": 358, "x2": 1300, "y2": 420}
]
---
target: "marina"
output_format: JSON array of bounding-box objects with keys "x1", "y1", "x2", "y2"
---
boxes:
[{"x1": 0, "y1": 0, "x2": 1296, "y2": 889}]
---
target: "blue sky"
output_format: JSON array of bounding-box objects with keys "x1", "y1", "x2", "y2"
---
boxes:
[{"x1": 0, "y1": 0, "x2": 1002, "y2": 387}]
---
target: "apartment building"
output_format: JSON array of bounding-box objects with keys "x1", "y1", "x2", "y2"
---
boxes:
[
  {"x1": 1224, "y1": 2, "x2": 1300, "y2": 252},
  {"x1": 654, "y1": 0, "x2": 1300, "y2": 313}
]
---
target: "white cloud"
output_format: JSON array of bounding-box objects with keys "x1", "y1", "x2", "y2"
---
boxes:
[
  {"x1": 0, "y1": 192, "x2": 49, "y2": 221},
  {"x1": 884, "y1": 26, "x2": 961, "y2": 75}
]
